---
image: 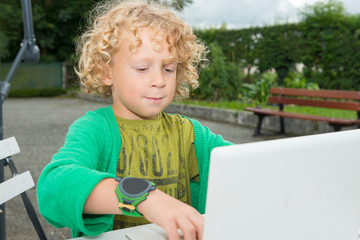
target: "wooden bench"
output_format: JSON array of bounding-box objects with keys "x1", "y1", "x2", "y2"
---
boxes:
[{"x1": 245, "y1": 87, "x2": 360, "y2": 136}]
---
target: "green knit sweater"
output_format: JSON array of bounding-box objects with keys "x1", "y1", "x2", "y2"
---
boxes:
[{"x1": 37, "y1": 106, "x2": 232, "y2": 237}]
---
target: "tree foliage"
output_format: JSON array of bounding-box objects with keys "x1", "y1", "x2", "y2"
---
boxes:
[
  {"x1": 0, "y1": 0, "x2": 192, "y2": 62},
  {"x1": 158, "y1": 0, "x2": 193, "y2": 11},
  {"x1": 193, "y1": 42, "x2": 243, "y2": 101},
  {"x1": 256, "y1": 24, "x2": 301, "y2": 85},
  {"x1": 195, "y1": 24, "x2": 302, "y2": 86},
  {"x1": 195, "y1": 0, "x2": 360, "y2": 91},
  {"x1": 2, "y1": 0, "x2": 360, "y2": 94},
  {"x1": 298, "y1": 0, "x2": 360, "y2": 89}
]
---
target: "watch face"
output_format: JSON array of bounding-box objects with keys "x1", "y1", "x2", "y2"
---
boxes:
[{"x1": 122, "y1": 177, "x2": 149, "y2": 195}]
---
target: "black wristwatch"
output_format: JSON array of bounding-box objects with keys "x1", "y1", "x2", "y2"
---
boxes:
[{"x1": 114, "y1": 177, "x2": 156, "y2": 217}]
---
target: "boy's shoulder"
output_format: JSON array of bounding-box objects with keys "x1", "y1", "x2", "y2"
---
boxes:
[
  {"x1": 71, "y1": 105, "x2": 115, "y2": 130},
  {"x1": 65, "y1": 105, "x2": 120, "y2": 147},
  {"x1": 79, "y1": 106, "x2": 113, "y2": 120}
]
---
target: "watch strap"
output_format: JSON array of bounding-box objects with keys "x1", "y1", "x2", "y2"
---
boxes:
[{"x1": 114, "y1": 177, "x2": 156, "y2": 217}]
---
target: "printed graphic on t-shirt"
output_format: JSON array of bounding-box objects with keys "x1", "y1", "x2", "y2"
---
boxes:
[{"x1": 113, "y1": 113, "x2": 198, "y2": 229}]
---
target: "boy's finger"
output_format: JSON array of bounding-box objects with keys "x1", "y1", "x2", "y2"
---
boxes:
[
  {"x1": 163, "y1": 222, "x2": 180, "y2": 240},
  {"x1": 176, "y1": 217, "x2": 196, "y2": 240},
  {"x1": 189, "y1": 214, "x2": 205, "y2": 240}
]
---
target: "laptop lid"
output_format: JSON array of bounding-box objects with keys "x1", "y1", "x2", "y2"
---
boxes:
[{"x1": 204, "y1": 129, "x2": 360, "y2": 240}]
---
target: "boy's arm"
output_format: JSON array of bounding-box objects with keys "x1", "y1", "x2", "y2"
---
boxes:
[
  {"x1": 37, "y1": 110, "x2": 117, "y2": 236},
  {"x1": 84, "y1": 178, "x2": 204, "y2": 240},
  {"x1": 82, "y1": 178, "x2": 122, "y2": 214}
]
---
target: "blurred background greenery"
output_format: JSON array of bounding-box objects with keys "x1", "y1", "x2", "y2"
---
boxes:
[{"x1": 1, "y1": 0, "x2": 359, "y2": 107}]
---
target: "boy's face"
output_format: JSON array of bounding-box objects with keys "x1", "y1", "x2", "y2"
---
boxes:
[{"x1": 104, "y1": 28, "x2": 177, "y2": 120}]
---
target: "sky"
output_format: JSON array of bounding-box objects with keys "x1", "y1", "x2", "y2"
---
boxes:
[{"x1": 179, "y1": 0, "x2": 360, "y2": 29}]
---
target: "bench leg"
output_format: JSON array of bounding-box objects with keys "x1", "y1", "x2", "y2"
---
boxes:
[
  {"x1": 279, "y1": 117, "x2": 286, "y2": 134},
  {"x1": 253, "y1": 114, "x2": 265, "y2": 136},
  {"x1": 329, "y1": 124, "x2": 342, "y2": 131}
]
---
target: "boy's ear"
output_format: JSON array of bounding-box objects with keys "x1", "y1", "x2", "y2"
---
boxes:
[
  {"x1": 102, "y1": 68, "x2": 113, "y2": 86},
  {"x1": 102, "y1": 75, "x2": 113, "y2": 86}
]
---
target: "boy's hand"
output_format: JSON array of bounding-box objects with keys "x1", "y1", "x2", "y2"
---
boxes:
[{"x1": 137, "y1": 189, "x2": 204, "y2": 240}]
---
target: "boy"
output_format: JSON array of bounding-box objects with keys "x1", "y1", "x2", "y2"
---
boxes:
[{"x1": 37, "y1": 0, "x2": 232, "y2": 239}]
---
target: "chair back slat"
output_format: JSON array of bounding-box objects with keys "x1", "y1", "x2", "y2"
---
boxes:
[
  {"x1": 0, "y1": 137, "x2": 20, "y2": 160},
  {"x1": 0, "y1": 171, "x2": 35, "y2": 205}
]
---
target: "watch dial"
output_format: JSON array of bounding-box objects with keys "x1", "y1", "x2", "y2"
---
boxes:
[{"x1": 123, "y1": 178, "x2": 149, "y2": 195}]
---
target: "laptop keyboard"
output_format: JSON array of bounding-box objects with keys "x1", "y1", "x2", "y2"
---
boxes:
[{"x1": 124, "y1": 224, "x2": 184, "y2": 240}]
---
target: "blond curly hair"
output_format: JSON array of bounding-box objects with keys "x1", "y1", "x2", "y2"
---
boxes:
[{"x1": 76, "y1": 0, "x2": 208, "y2": 99}]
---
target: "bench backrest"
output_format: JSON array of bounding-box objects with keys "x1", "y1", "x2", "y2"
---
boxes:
[{"x1": 269, "y1": 87, "x2": 360, "y2": 111}]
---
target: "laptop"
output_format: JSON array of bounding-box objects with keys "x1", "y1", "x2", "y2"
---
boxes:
[
  {"x1": 204, "y1": 129, "x2": 360, "y2": 240},
  {"x1": 73, "y1": 129, "x2": 360, "y2": 240}
]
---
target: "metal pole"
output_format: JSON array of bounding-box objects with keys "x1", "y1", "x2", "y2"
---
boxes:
[
  {"x1": 21, "y1": 0, "x2": 40, "y2": 63},
  {"x1": 3, "y1": 40, "x2": 29, "y2": 85},
  {"x1": 0, "y1": 0, "x2": 39, "y2": 238},
  {"x1": 0, "y1": 107, "x2": 4, "y2": 240},
  {"x1": 0, "y1": 40, "x2": 28, "y2": 240},
  {"x1": 22, "y1": 0, "x2": 35, "y2": 40}
]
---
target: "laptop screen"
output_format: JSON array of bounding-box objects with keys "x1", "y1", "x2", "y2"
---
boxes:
[{"x1": 204, "y1": 129, "x2": 360, "y2": 240}]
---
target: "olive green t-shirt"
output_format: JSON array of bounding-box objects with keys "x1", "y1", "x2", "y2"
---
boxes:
[{"x1": 113, "y1": 112, "x2": 199, "y2": 229}]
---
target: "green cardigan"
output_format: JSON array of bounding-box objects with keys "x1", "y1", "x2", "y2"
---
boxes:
[{"x1": 37, "y1": 106, "x2": 232, "y2": 237}]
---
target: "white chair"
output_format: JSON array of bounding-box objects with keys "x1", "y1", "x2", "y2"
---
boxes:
[{"x1": 0, "y1": 137, "x2": 47, "y2": 240}]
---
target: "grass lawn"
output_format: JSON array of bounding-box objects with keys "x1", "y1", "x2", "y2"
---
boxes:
[{"x1": 175, "y1": 100, "x2": 357, "y2": 120}]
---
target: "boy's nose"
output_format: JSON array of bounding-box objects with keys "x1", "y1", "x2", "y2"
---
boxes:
[{"x1": 150, "y1": 69, "x2": 166, "y2": 88}]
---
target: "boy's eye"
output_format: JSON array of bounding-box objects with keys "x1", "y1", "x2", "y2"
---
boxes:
[
  {"x1": 164, "y1": 68, "x2": 176, "y2": 73},
  {"x1": 136, "y1": 67, "x2": 148, "y2": 72},
  {"x1": 163, "y1": 63, "x2": 177, "y2": 73}
]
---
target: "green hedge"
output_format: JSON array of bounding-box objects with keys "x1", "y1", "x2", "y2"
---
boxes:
[
  {"x1": 1, "y1": 62, "x2": 63, "y2": 89},
  {"x1": 8, "y1": 88, "x2": 67, "y2": 98},
  {"x1": 194, "y1": 0, "x2": 360, "y2": 92},
  {"x1": 2, "y1": 0, "x2": 358, "y2": 102}
]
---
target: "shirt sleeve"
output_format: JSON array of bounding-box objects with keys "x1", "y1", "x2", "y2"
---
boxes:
[
  {"x1": 187, "y1": 117, "x2": 233, "y2": 213},
  {"x1": 37, "y1": 111, "x2": 117, "y2": 236}
]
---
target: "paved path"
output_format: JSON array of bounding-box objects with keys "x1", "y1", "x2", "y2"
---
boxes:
[{"x1": 2, "y1": 97, "x2": 286, "y2": 240}]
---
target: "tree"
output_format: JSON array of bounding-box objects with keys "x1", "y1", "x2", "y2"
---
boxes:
[
  {"x1": 0, "y1": 0, "x2": 193, "y2": 62},
  {"x1": 193, "y1": 42, "x2": 243, "y2": 101},
  {"x1": 256, "y1": 24, "x2": 301, "y2": 85},
  {"x1": 158, "y1": 0, "x2": 193, "y2": 11},
  {"x1": 299, "y1": 0, "x2": 360, "y2": 89},
  {"x1": 0, "y1": 0, "x2": 23, "y2": 59}
]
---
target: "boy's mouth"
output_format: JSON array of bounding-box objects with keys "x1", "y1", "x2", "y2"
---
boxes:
[{"x1": 146, "y1": 97, "x2": 163, "y2": 104}]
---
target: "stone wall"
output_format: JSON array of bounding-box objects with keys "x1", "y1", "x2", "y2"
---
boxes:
[
  {"x1": 77, "y1": 93, "x2": 357, "y2": 135},
  {"x1": 165, "y1": 103, "x2": 357, "y2": 135}
]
